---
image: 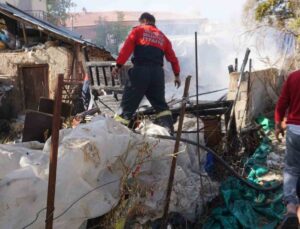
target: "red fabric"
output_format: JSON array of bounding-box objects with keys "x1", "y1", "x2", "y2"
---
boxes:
[
  {"x1": 275, "y1": 70, "x2": 300, "y2": 125},
  {"x1": 83, "y1": 73, "x2": 89, "y2": 81},
  {"x1": 116, "y1": 24, "x2": 180, "y2": 75}
]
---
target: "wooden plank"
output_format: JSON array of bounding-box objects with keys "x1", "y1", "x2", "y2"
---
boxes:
[
  {"x1": 73, "y1": 44, "x2": 80, "y2": 80},
  {"x1": 102, "y1": 66, "x2": 108, "y2": 86},
  {"x1": 95, "y1": 66, "x2": 101, "y2": 85},
  {"x1": 162, "y1": 76, "x2": 192, "y2": 227},
  {"x1": 45, "y1": 74, "x2": 63, "y2": 229},
  {"x1": 92, "y1": 86, "x2": 124, "y2": 93},
  {"x1": 88, "y1": 66, "x2": 94, "y2": 86},
  {"x1": 110, "y1": 66, "x2": 115, "y2": 86},
  {"x1": 86, "y1": 61, "x2": 116, "y2": 67},
  {"x1": 22, "y1": 23, "x2": 28, "y2": 45}
]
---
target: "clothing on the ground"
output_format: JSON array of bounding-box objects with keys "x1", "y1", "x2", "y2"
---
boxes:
[
  {"x1": 116, "y1": 24, "x2": 180, "y2": 76},
  {"x1": 283, "y1": 127, "x2": 300, "y2": 204},
  {"x1": 275, "y1": 70, "x2": 300, "y2": 125}
]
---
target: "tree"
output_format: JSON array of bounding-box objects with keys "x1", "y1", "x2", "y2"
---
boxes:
[
  {"x1": 244, "y1": 0, "x2": 300, "y2": 70},
  {"x1": 94, "y1": 11, "x2": 131, "y2": 55},
  {"x1": 47, "y1": 0, "x2": 76, "y2": 26},
  {"x1": 244, "y1": 0, "x2": 300, "y2": 95},
  {"x1": 245, "y1": 0, "x2": 300, "y2": 35}
]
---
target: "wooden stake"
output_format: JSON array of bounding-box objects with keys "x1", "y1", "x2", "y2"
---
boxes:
[
  {"x1": 45, "y1": 74, "x2": 63, "y2": 229},
  {"x1": 161, "y1": 75, "x2": 192, "y2": 228},
  {"x1": 22, "y1": 23, "x2": 28, "y2": 46}
]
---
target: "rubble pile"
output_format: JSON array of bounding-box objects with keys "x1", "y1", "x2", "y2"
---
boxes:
[{"x1": 0, "y1": 117, "x2": 219, "y2": 228}]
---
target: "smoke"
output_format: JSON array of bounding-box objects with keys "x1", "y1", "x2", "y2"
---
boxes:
[
  {"x1": 159, "y1": 18, "x2": 296, "y2": 102},
  {"x1": 74, "y1": 0, "x2": 293, "y2": 101},
  {"x1": 159, "y1": 20, "x2": 241, "y2": 101}
]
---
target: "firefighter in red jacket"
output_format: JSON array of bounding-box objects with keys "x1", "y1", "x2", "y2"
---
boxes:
[{"x1": 112, "y1": 12, "x2": 181, "y2": 133}]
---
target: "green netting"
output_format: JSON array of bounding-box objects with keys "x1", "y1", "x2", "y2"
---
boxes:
[{"x1": 203, "y1": 117, "x2": 284, "y2": 229}]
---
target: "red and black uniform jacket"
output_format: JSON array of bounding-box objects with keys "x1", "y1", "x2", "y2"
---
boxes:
[{"x1": 116, "y1": 24, "x2": 180, "y2": 76}]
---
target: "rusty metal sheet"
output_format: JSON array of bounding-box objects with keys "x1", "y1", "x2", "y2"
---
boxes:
[
  {"x1": 39, "y1": 97, "x2": 72, "y2": 118},
  {"x1": 202, "y1": 116, "x2": 222, "y2": 148},
  {"x1": 22, "y1": 110, "x2": 63, "y2": 143}
]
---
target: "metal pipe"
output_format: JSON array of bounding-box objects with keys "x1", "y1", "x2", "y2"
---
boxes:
[
  {"x1": 195, "y1": 32, "x2": 202, "y2": 170},
  {"x1": 45, "y1": 74, "x2": 63, "y2": 229},
  {"x1": 161, "y1": 75, "x2": 192, "y2": 228},
  {"x1": 144, "y1": 134, "x2": 282, "y2": 192},
  {"x1": 195, "y1": 31, "x2": 206, "y2": 215}
]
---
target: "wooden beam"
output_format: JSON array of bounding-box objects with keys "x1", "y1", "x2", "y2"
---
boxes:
[
  {"x1": 45, "y1": 74, "x2": 63, "y2": 229},
  {"x1": 72, "y1": 44, "x2": 80, "y2": 80},
  {"x1": 161, "y1": 75, "x2": 192, "y2": 228},
  {"x1": 86, "y1": 61, "x2": 116, "y2": 67},
  {"x1": 21, "y1": 23, "x2": 28, "y2": 46}
]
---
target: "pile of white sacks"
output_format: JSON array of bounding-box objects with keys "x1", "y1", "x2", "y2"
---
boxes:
[{"x1": 0, "y1": 116, "x2": 219, "y2": 228}]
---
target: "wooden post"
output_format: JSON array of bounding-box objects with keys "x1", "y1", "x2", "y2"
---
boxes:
[
  {"x1": 22, "y1": 23, "x2": 28, "y2": 46},
  {"x1": 83, "y1": 47, "x2": 94, "y2": 86},
  {"x1": 45, "y1": 74, "x2": 63, "y2": 229},
  {"x1": 226, "y1": 48, "x2": 250, "y2": 131},
  {"x1": 73, "y1": 44, "x2": 80, "y2": 80},
  {"x1": 161, "y1": 75, "x2": 192, "y2": 228}
]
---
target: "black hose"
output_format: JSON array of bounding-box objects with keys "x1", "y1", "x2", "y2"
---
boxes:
[
  {"x1": 143, "y1": 134, "x2": 282, "y2": 192},
  {"x1": 175, "y1": 127, "x2": 205, "y2": 134},
  {"x1": 168, "y1": 88, "x2": 228, "y2": 105}
]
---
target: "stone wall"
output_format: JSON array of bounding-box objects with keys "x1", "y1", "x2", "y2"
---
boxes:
[{"x1": 0, "y1": 45, "x2": 73, "y2": 114}]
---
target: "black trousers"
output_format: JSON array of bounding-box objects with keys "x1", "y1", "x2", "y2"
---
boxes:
[{"x1": 118, "y1": 65, "x2": 170, "y2": 120}]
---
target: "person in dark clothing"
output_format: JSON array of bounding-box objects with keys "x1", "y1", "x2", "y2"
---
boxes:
[{"x1": 112, "y1": 12, "x2": 181, "y2": 133}]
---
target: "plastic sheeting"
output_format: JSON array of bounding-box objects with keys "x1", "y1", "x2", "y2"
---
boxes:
[{"x1": 0, "y1": 117, "x2": 218, "y2": 228}]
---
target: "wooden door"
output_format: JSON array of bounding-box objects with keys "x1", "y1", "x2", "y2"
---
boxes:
[{"x1": 21, "y1": 65, "x2": 49, "y2": 110}]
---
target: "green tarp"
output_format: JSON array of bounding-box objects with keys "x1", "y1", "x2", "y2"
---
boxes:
[
  {"x1": 203, "y1": 177, "x2": 284, "y2": 229},
  {"x1": 203, "y1": 117, "x2": 284, "y2": 229}
]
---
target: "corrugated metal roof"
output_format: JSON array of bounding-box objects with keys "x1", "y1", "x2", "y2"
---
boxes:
[{"x1": 0, "y1": 2, "x2": 99, "y2": 47}]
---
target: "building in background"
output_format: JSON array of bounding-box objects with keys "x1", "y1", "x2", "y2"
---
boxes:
[
  {"x1": 0, "y1": 0, "x2": 46, "y2": 11},
  {"x1": 0, "y1": 2, "x2": 113, "y2": 117},
  {"x1": 0, "y1": 0, "x2": 49, "y2": 21},
  {"x1": 65, "y1": 11, "x2": 206, "y2": 42}
]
